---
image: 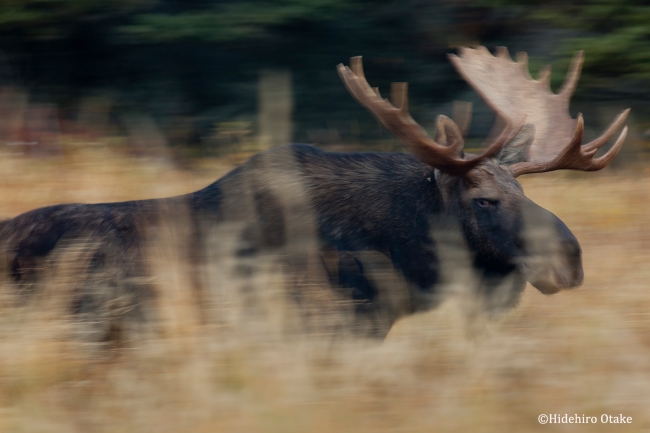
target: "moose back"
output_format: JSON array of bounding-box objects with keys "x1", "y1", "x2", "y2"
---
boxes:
[{"x1": 0, "y1": 47, "x2": 629, "y2": 341}]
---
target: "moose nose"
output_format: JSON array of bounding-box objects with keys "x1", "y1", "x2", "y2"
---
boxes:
[
  {"x1": 554, "y1": 219, "x2": 584, "y2": 287},
  {"x1": 520, "y1": 199, "x2": 584, "y2": 294}
]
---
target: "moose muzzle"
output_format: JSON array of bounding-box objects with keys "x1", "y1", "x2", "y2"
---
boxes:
[{"x1": 518, "y1": 199, "x2": 584, "y2": 294}]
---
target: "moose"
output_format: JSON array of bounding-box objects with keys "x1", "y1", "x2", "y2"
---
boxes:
[{"x1": 0, "y1": 46, "x2": 629, "y2": 341}]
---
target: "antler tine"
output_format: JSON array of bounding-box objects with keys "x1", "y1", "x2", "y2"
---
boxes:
[
  {"x1": 390, "y1": 82, "x2": 408, "y2": 113},
  {"x1": 558, "y1": 51, "x2": 584, "y2": 98},
  {"x1": 350, "y1": 56, "x2": 365, "y2": 79},
  {"x1": 495, "y1": 46, "x2": 510, "y2": 59},
  {"x1": 515, "y1": 51, "x2": 528, "y2": 66},
  {"x1": 583, "y1": 108, "x2": 630, "y2": 152},
  {"x1": 452, "y1": 101, "x2": 473, "y2": 137},
  {"x1": 537, "y1": 64, "x2": 552, "y2": 87},
  {"x1": 590, "y1": 125, "x2": 628, "y2": 169},
  {"x1": 509, "y1": 115, "x2": 583, "y2": 176},
  {"x1": 509, "y1": 110, "x2": 630, "y2": 177},
  {"x1": 341, "y1": 57, "x2": 377, "y2": 104}
]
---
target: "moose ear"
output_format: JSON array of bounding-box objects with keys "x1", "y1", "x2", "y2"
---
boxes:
[
  {"x1": 434, "y1": 115, "x2": 464, "y2": 158},
  {"x1": 497, "y1": 123, "x2": 535, "y2": 165}
]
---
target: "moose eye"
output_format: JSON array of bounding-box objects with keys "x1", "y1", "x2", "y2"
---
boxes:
[{"x1": 474, "y1": 198, "x2": 497, "y2": 209}]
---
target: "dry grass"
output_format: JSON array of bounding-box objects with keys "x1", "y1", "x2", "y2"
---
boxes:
[{"x1": 0, "y1": 145, "x2": 649, "y2": 432}]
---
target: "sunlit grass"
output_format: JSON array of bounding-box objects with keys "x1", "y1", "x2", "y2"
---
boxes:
[{"x1": 0, "y1": 145, "x2": 649, "y2": 432}]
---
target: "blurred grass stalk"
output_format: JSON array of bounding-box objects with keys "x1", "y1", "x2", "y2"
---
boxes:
[{"x1": 0, "y1": 135, "x2": 648, "y2": 432}]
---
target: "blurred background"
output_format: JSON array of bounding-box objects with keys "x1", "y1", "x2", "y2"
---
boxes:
[
  {"x1": 0, "y1": 0, "x2": 648, "y2": 160},
  {"x1": 1, "y1": 1, "x2": 650, "y2": 433}
]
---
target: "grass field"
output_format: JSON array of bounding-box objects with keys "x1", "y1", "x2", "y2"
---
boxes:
[{"x1": 0, "y1": 145, "x2": 648, "y2": 432}]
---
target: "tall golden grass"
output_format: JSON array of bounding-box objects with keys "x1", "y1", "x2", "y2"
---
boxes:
[{"x1": 0, "y1": 145, "x2": 649, "y2": 432}]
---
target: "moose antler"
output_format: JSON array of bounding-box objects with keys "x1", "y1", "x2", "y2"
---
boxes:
[
  {"x1": 337, "y1": 57, "x2": 522, "y2": 176},
  {"x1": 509, "y1": 112, "x2": 628, "y2": 176},
  {"x1": 448, "y1": 46, "x2": 629, "y2": 176}
]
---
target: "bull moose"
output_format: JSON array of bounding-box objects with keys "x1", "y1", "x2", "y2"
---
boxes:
[{"x1": 0, "y1": 46, "x2": 629, "y2": 341}]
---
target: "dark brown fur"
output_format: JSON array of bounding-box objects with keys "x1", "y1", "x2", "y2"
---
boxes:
[{"x1": 0, "y1": 141, "x2": 583, "y2": 341}]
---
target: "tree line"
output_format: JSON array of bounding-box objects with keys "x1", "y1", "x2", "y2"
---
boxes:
[{"x1": 0, "y1": 0, "x2": 647, "y2": 153}]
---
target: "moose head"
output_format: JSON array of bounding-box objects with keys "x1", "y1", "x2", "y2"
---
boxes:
[{"x1": 336, "y1": 47, "x2": 628, "y2": 313}]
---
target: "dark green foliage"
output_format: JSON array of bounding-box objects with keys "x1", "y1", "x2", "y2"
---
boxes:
[
  {"x1": 0, "y1": 0, "x2": 646, "y2": 150},
  {"x1": 479, "y1": 0, "x2": 650, "y2": 87},
  {"x1": 122, "y1": 0, "x2": 352, "y2": 42}
]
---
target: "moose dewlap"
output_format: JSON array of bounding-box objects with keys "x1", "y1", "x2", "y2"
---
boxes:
[{"x1": 0, "y1": 46, "x2": 629, "y2": 342}]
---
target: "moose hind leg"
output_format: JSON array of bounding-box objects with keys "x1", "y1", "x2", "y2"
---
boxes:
[{"x1": 69, "y1": 241, "x2": 153, "y2": 345}]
